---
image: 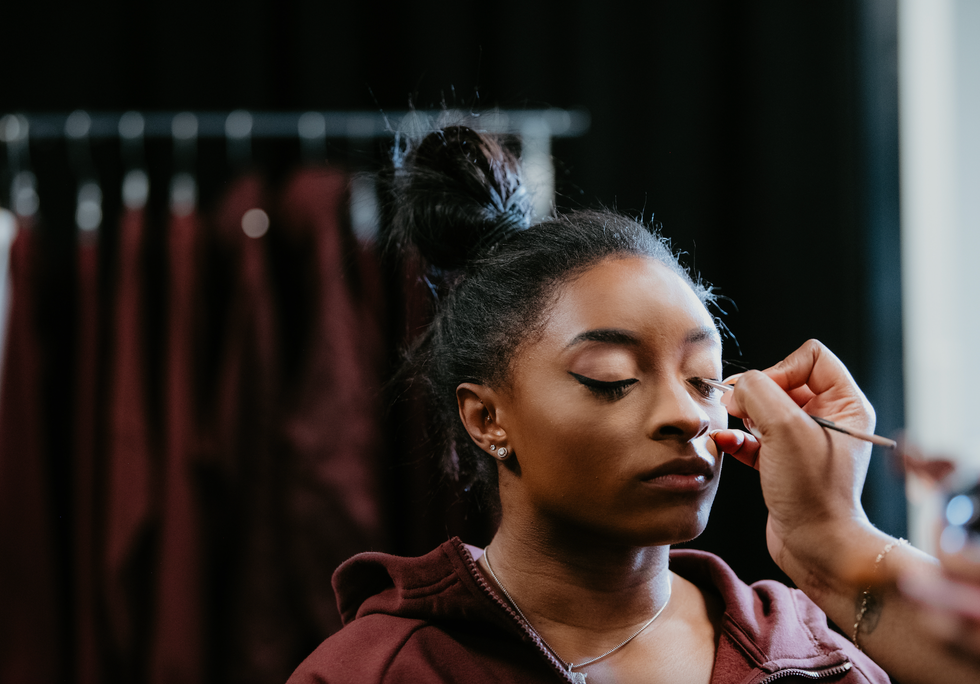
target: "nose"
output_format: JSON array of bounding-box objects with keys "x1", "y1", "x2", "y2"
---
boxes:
[{"x1": 647, "y1": 376, "x2": 711, "y2": 442}]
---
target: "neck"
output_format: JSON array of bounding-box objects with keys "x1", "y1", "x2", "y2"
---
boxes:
[{"x1": 484, "y1": 517, "x2": 673, "y2": 634}]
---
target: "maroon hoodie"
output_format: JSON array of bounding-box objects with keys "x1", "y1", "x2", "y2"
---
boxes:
[{"x1": 288, "y1": 538, "x2": 889, "y2": 684}]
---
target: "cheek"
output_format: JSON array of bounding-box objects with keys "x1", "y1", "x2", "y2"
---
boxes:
[
  {"x1": 510, "y1": 394, "x2": 630, "y2": 482},
  {"x1": 516, "y1": 398, "x2": 607, "y2": 456}
]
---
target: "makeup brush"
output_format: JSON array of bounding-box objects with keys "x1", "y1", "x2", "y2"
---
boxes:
[{"x1": 698, "y1": 377, "x2": 897, "y2": 449}]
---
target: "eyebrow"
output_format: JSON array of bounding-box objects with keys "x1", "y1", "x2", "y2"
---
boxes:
[
  {"x1": 686, "y1": 325, "x2": 722, "y2": 345},
  {"x1": 565, "y1": 325, "x2": 721, "y2": 349},
  {"x1": 565, "y1": 328, "x2": 642, "y2": 349}
]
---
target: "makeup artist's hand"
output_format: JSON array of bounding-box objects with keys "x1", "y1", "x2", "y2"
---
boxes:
[
  {"x1": 709, "y1": 339, "x2": 878, "y2": 582},
  {"x1": 712, "y1": 340, "x2": 980, "y2": 683},
  {"x1": 899, "y1": 544, "x2": 980, "y2": 661}
]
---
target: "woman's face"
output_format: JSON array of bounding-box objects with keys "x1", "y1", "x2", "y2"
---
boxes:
[{"x1": 495, "y1": 256, "x2": 726, "y2": 546}]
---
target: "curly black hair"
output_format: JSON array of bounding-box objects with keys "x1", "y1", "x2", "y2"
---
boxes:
[{"x1": 386, "y1": 124, "x2": 715, "y2": 502}]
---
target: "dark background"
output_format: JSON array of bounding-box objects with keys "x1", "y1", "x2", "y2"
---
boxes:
[{"x1": 2, "y1": 0, "x2": 905, "y2": 585}]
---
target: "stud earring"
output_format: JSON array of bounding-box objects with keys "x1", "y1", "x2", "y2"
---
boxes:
[{"x1": 495, "y1": 447, "x2": 508, "y2": 459}]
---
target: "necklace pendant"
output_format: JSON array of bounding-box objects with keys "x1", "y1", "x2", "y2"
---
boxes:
[{"x1": 568, "y1": 668, "x2": 587, "y2": 684}]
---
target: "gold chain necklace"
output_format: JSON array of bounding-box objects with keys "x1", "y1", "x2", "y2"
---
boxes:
[{"x1": 483, "y1": 546, "x2": 672, "y2": 684}]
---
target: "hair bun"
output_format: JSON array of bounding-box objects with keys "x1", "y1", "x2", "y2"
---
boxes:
[{"x1": 390, "y1": 125, "x2": 532, "y2": 271}]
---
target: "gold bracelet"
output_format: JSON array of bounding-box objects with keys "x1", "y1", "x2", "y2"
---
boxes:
[{"x1": 852, "y1": 537, "x2": 909, "y2": 649}]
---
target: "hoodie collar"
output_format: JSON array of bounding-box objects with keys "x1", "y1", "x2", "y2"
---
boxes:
[
  {"x1": 334, "y1": 539, "x2": 853, "y2": 681},
  {"x1": 669, "y1": 549, "x2": 852, "y2": 676}
]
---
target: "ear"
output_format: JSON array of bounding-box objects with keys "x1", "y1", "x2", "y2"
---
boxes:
[{"x1": 457, "y1": 382, "x2": 508, "y2": 455}]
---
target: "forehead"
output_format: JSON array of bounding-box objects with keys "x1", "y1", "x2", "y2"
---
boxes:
[{"x1": 541, "y1": 256, "x2": 718, "y2": 349}]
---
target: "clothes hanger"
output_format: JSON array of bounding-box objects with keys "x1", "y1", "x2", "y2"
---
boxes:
[
  {"x1": 119, "y1": 111, "x2": 149, "y2": 211},
  {"x1": 1, "y1": 114, "x2": 39, "y2": 219},
  {"x1": 225, "y1": 109, "x2": 252, "y2": 170},
  {"x1": 170, "y1": 112, "x2": 198, "y2": 217},
  {"x1": 65, "y1": 110, "x2": 102, "y2": 234},
  {"x1": 298, "y1": 111, "x2": 326, "y2": 164}
]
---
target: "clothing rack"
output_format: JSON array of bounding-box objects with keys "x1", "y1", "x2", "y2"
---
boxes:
[
  {"x1": 1, "y1": 109, "x2": 589, "y2": 226},
  {"x1": 0, "y1": 109, "x2": 590, "y2": 141}
]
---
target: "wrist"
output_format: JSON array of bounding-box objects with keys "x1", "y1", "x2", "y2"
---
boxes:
[{"x1": 772, "y1": 518, "x2": 889, "y2": 605}]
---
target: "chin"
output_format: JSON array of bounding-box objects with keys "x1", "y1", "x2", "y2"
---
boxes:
[
  {"x1": 668, "y1": 514, "x2": 711, "y2": 546},
  {"x1": 605, "y1": 505, "x2": 712, "y2": 548},
  {"x1": 633, "y1": 493, "x2": 717, "y2": 547}
]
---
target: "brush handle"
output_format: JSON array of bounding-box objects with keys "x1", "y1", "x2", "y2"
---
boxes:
[{"x1": 808, "y1": 415, "x2": 897, "y2": 449}]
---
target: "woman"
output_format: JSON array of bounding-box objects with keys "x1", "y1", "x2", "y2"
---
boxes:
[{"x1": 287, "y1": 125, "x2": 975, "y2": 683}]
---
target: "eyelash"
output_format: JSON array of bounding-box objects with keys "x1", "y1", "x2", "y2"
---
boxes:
[
  {"x1": 688, "y1": 377, "x2": 719, "y2": 400},
  {"x1": 569, "y1": 372, "x2": 638, "y2": 400},
  {"x1": 569, "y1": 374, "x2": 721, "y2": 402}
]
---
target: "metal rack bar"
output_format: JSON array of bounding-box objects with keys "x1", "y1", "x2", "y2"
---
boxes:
[{"x1": 1, "y1": 109, "x2": 590, "y2": 141}]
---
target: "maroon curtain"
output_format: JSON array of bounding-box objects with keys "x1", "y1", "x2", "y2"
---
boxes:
[
  {"x1": 275, "y1": 168, "x2": 388, "y2": 639},
  {"x1": 0, "y1": 165, "x2": 481, "y2": 684},
  {"x1": 205, "y1": 174, "x2": 285, "y2": 684},
  {"x1": 149, "y1": 208, "x2": 207, "y2": 684},
  {"x1": 0, "y1": 222, "x2": 62, "y2": 683},
  {"x1": 103, "y1": 207, "x2": 157, "y2": 683},
  {"x1": 215, "y1": 168, "x2": 390, "y2": 682},
  {"x1": 73, "y1": 228, "x2": 103, "y2": 684}
]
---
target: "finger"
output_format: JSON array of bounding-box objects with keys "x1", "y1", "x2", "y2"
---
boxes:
[
  {"x1": 939, "y1": 542, "x2": 980, "y2": 584},
  {"x1": 711, "y1": 430, "x2": 759, "y2": 468},
  {"x1": 785, "y1": 385, "x2": 817, "y2": 406},
  {"x1": 763, "y1": 339, "x2": 857, "y2": 397},
  {"x1": 742, "y1": 417, "x2": 762, "y2": 441},
  {"x1": 918, "y1": 609, "x2": 980, "y2": 660},
  {"x1": 710, "y1": 429, "x2": 760, "y2": 468},
  {"x1": 948, "y1": 626, "x2": 980, "y2": 661},
  {"x1": 899, "y1": 569, "x2": 980, "y2": 622},
  {"x1": 721, "y1": 374, "x2": 815, "y2": 408},
  {"x1": 721, "y1": 369, "x2": 812, "y2": 433},
  {"x1": 917, "y1": 605, "x2": 980, "y2": 659},
  {"x1": 732, "y1": 341, "x2": 874, "y2": 434}
]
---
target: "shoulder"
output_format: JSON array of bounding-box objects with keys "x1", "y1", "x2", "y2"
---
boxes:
[
  {"x1": 288, "y1": 539, "x2": 562, "y2": 684},
  {"x1": 670, "y1": 549, "x2": 890, "y2": 684},
  {"x1": 286, "y1": 613, "x2": 440, "y2": 684},
  {"x1": 286, "y1": 611, "x2": 560, "y2": 684}
]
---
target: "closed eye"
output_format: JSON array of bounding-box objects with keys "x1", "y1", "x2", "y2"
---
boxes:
[
  {"x1": 688, "y1": 377, "x2": 722, "y2": 400},
  {"x1": 569, "y1": 372, "x2": 638, "y2": 401}
]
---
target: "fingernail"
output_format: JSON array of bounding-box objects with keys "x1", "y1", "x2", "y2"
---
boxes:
[
  {"x1": 721, "y1": 373, "x2": 744, "y2": 386},
  {"x1": 709, "y1": 429, "x2": 722, "y2": 439}
]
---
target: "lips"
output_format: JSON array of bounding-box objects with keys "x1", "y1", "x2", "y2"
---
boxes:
[
  {"x1": 639, "y1": 456, "x2": 715, "y2": 481},
  {"x1": 638, "y1": 457, "x2": 716, "y2": 492}
]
